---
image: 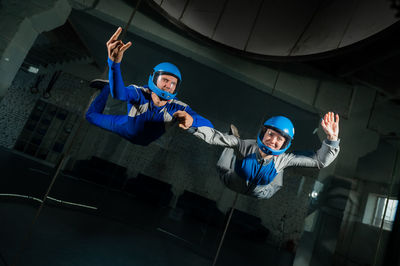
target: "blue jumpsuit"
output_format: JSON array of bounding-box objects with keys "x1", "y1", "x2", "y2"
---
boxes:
[{"x1": 86, "y1": 59, "x2": 213, "y2": 146}]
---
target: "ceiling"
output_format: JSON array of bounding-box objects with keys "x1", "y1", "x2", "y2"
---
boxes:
[
  {"x1": 24, "y1": 0, "x2": 400, "y2": 102},
  {"x1": 148, "y1": 0, "x2": 398, "y2": 57},
  {"x1": 132, "y1": 0, "x2": 400, "y2": 101}
]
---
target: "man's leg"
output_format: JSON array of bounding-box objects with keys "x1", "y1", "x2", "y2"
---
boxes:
[{"x1": 85, "y1": 83, "x2": 116, "y2": 131}]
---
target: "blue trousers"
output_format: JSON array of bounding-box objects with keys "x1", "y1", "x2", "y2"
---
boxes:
[{"x1": 85, "y1": 85, "x2": 127, "y2": 134}]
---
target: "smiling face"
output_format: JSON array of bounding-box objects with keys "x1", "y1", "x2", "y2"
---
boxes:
[
  {"x1": 156, "y1": 74, "x2": 178, "y2": 94},
  {"x1": 262, "y1": 128, "x2": 286, "y2": 151}
]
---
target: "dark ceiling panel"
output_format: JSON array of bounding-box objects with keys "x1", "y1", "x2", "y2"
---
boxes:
[
  {"x1": 340, "y1": 0, "x2": 399, "y2": 47},
  {"x1": 161, "y1": 0, "x2": 187, "y2": 19},
  {"x1": 245, "y1": 0, "x2": 320, "y2": 56},
  {"x1": 212, "y1": 0, "x2": 263, "y2": 50},
  {"x1": 292, "y1": 0, "x2": 357, "y2": 56},
  {"x1": 180, "y1": 0, "x2": 227, "y2": 38}
]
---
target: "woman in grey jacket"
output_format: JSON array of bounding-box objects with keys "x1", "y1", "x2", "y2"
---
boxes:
[{"x1": 175, "y1": 111, "x2": 340, "y2": 199}]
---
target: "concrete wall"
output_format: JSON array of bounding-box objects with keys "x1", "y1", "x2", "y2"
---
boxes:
[{"x1": 0, "y1": 0, "x2": 71, "y2": 98}]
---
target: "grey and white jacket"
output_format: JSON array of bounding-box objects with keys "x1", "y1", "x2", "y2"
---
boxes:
[{"x1": 193, "y1": 126, "x2": 340, "y2": 199}]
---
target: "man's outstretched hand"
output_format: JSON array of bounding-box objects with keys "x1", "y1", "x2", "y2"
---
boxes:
[
  {"x1": 173, "y1": 110, "x2": 194, "y2": 130},
  {"x1": 107, "y1": 27, "x2": 132, "y2": 63},
  {"x1": 321, "y1": 112, "x2": 339, "y2": 141}
]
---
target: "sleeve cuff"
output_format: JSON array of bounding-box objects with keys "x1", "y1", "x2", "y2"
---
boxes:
[
  {"x1": 325, "y1": 139, "x2": 340, "y2": 148},
  {"x1": 187, "y1": 127, "x2": 197, "y2": 134},
  {"x1": 107, "y1": 57, "x2": 121, "y2": 69},
  {"x1": 191, "y1": 115, "x2": 198, "y2": 128}
]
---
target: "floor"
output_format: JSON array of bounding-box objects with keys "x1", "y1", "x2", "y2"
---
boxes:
[{"x1": 0, "y1": 147, "x2": 294, "y2": 266}]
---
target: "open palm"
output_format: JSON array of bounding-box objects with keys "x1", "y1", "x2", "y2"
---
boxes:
[{"x1": 321, "y1": 112, "x2": 339, "y2": 141}]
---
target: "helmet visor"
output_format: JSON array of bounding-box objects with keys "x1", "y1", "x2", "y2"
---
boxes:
[
  {"x1": 153, "y1": 71, "x2": 180, "y2": 95},
  {"x1": 259, "y1": 126, "x2": 291, "y2": 151}
]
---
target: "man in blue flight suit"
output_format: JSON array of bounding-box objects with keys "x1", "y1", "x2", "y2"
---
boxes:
[{"x1": 85, "y1": 27, "x2": 213, "y2": 146}]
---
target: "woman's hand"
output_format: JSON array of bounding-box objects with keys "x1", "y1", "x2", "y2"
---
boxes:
[{"x1": 321, "y1": 112, "x2": 339, "y2": 141}]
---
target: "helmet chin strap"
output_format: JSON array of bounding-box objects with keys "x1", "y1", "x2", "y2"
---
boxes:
[{"x1": 151, "y1": 91, "x2": 172, "y2": 107}]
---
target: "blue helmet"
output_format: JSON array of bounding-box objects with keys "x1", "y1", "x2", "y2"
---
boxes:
[
  {"x1": 257, "y1": 116, "x2": 295, "y2": 155},
  {"x1": 148, "y1": 62, "x2": 182, "y2": 100}
]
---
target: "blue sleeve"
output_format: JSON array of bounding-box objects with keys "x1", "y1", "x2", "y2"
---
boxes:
[
  {"x1": 184, "y1": 105, "x2": 214, "y2": 128},
  {"x1": 108, "y1": 58, "x2": 139, "y2": 102}
]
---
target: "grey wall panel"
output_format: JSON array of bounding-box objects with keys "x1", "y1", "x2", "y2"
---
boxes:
[
  {"x1": 274, "y1": 71, "x2": 319, "y2": 106},
  {"x1": 161, "y1": 0, "x2": 187, "y2": 20},
  {"x1": 212, "y1": 0, "x2": 262, "y2": 50},
  {"x1": 368, "y1": 96, "x2": 400, "y2": 136},
  {"x1": 246, "y1": 0, "x2": 320, "y2": 56},
  {"x1": 180, "y1": 0, "x2": 226, "y2": 38},
  {"x1": 314, "y1": 80, "x2": 353, "y2": 117},
  {"x1": 356, "y1": 140, "x2": 398, "y2": 184},
  {"x1": 340, "y1": 0, "x2": 399, "y2": 47}
]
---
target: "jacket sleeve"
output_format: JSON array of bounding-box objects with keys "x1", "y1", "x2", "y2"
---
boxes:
[
  {"x1": 275, "y1": 139, "x2": 340, "y2": 171},
  {"x1": 254, "y1": 172, "x2": 284, "y2": 199},
  {"x1": 108, "y1": 58, "x2": 140, "y2": 102},
  {"x1": 184, "y1": 105, "x2": 214, "y2": 128},
  {"x1": 192, "y1": 126, "x2": 240, "y2": 148}
]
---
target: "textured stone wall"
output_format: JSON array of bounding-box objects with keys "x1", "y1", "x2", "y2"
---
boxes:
[
  {"x1": 0, "y1": 68, "x2": 92, "y2": 148},
  {"x1": 0, "y1": 70, "x2": 39, "y2": 148}
]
